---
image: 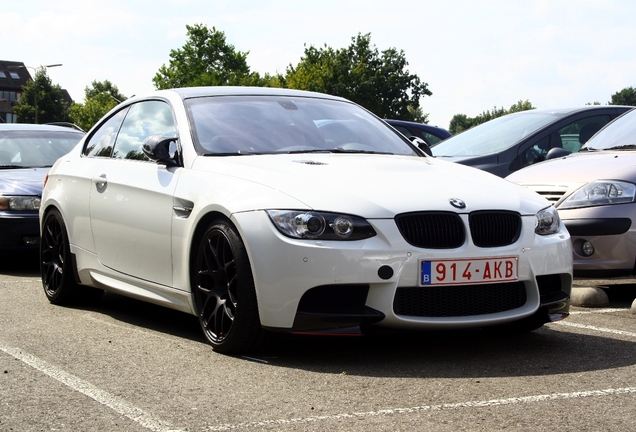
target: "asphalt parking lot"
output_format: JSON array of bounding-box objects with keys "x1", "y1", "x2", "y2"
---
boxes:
[{"x1": 1, "y1": 255, "x2": 635, "y2": 431}]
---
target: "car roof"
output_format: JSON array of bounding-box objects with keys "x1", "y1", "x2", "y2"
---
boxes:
[
  {"x1": 139, "y1": 86, "x2": 350, "y2": 102},
  {"x1": 506, "y1": 105, "x2": 633, "y2": 117},
  {"x1": 385, "y1": 118, "x2": 449, "y2": 130},
  {"x1": 0, "y1": 123, "x2": 84, "y2": 133}
]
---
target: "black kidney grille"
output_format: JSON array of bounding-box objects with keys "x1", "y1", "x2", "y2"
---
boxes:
[
  {"x1": 393, "y1": 282, "x2": 526, "y2": 317},
  {"x1": 395, "y1": 212, "x2": 465, "y2": 249},
  {"x1": 469, "y1": 211, "x2": 521, "y2": 247}
]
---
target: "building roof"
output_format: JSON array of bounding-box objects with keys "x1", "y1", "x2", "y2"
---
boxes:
[{"x1": 0, "y1": 60, "x2": 32, "y2": 91}]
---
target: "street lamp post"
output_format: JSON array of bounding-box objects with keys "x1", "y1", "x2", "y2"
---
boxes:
[{"x1": 9, "y1": 63, "x2": 63, "y2": 123}]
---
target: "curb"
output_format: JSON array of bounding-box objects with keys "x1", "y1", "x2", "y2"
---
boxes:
[{"x1": 570, "y1": 286, "x2": 609, "y2": 308}]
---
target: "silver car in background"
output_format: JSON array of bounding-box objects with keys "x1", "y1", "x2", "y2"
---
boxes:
[{"x1": 507, "y1": 108, "x2": 636, "y2": 278}]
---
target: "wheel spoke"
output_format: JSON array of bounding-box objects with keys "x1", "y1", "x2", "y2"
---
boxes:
[
  {"x1": 195, "y1": 229, "x2": 237, "y2": 343},
  {"x1": 41, "y1": 218, "x2": 64, "y2": 294}
]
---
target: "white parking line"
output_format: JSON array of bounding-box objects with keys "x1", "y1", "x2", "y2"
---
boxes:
[
  {"x1": 554, "y1": 321, "x2": 636, "y2": 338},
  {"x1": 206, "y1": 387, "x2": 636, "y2": 431},
  {"x1": 569, "y1": 308, "x2": 627, "y2": 315},
  {"x1": 0, "y1": 343, "x2": 182, "y2": 432}
]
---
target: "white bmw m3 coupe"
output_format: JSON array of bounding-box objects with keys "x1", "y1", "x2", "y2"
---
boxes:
[{"x1": 39, "y1": 87, "x2": 572, "y2": 353}]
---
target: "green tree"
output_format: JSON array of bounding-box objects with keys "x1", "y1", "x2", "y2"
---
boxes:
[
  {"x1": 13, "y1": 67, "x2": 69, "y2": 124},
  {"x1": 153, "y1": 24, "x2": 266, "y2": 89},
  {"x1": 448, "y1": 114, "x2": 472, "y2": 134},
  {"x1": 609, "y1": 86, "x2": 636, "y2": 106},
  {"x1": 68, "y1": 80, "x2": 127, "y2": 131},
  {"x1": 407, "y1": 105, "x2": 429, "y2": 124},
  {"x1": 448, "y1": 100, "x2": 535, "y2": 134},
  {"x1": 286, "y1": 33, "x2": 431, "y2": 120}
]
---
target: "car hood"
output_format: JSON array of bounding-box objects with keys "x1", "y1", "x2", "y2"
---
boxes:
[
  {"x1": 0, "y1": 168, "x2": 47, "y2": 195},
  {"x1": 192, "y1": 154, "x2": 548, "y2": 217},
  {"x1": 506, "y1": 151, "x2": 636, "y2": 186}
]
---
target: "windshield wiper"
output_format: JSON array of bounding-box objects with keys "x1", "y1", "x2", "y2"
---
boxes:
[
  {"x1": 331, "y1": 148, "x2": 393, "y2": 155},
  {"x1": 286, "y1": 149, "x2": 331, "y2": 154},
  {"x1": 0, "y1": 165, "x2": 25, "y2": 169},
  {"x1": 287, "y1": 148, "x2": 393, "y2": 155},
  {"x1": 600, "y1": 144, "x2": 636, "y2": 151}
]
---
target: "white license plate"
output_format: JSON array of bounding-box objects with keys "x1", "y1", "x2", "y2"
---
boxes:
[{"x1": 420, "y1": 256, "x2": 518, "y2": 285}]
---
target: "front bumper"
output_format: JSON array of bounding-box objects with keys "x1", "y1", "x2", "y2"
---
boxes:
[
  {"x1": 233, "y1": 211, "x2": 573, "y2": 331},
  {"x1": 560, "y1": 203, "x2": 636, "y2": 277},
  {"x1": 0, "y1": 212, "x2": 40, "y2": 252}
]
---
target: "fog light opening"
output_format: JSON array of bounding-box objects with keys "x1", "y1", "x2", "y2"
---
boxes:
[
  {"x1": 582, "y1": 240, "x2": 594, "y2": 257},
  {"x1": 23, "y1": 237, "x2": 40, "y2": 245},
  {"x1": 378, "y1": 265, "x2": 394, "y2": 280}
]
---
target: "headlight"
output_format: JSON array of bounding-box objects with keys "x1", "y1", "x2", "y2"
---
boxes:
[
  {"x1": 267, "y1": 210, "x2": 376, "y2": 240},
  {"x1": 0, "y1": 196, "x2": 41, "y2": 211},
  {"x1": 535, "y1": 205, "x2": 560, "y2": 235},
  {"x1": 559, "y1": 180, "x2": 636, "y2": 209}
]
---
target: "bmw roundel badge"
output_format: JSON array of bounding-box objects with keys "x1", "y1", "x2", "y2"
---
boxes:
[{"x1": 449, "y1": 198, "x2": 466, "y2": 209}]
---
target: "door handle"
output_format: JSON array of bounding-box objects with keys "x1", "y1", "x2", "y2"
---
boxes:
[{"x1": 92, "y1": 173, "x2": 107, "y2": 188}]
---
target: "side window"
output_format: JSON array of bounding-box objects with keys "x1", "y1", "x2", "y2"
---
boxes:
[
  {"x1": 112, "y1": 101, "x2": 177, "y2": 161},
  {"x1": 83, "y1": 108, "x2": 129, "y2": 157},
  {"x1": 520, "y1": 114, "x2": 611, "y2": 167},
  {"x1": 557, "y1": 115, "x2": 610, "y2": 152},
  {"x1": 393, "y1": 125, "x2": 415, "y2": 138},
  {"x1": 421, "y1": 132, "x2": 442, "y2": 146}
]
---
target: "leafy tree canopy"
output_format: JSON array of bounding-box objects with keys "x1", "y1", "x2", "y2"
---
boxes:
[
  {"x1": 152, "y1": 24, "x2": 282, "y2": 89},
  {"x1": 448, "y1": 100, "x2": 535, "y2": 134},
  {"x1": 13, "y1": 67, "x2": 69, "y2": 124},
  {"x1": 68, "y1": 80, "x2": 127, "y2": 131},
  {"x1": 285, "y1": 33, "x2": 431, "y2": 121},
  {"x1": 609, "y1": 86, "x2": 636, "y2": 106}
]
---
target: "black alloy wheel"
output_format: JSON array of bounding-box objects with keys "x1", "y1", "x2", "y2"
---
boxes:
[
  {"x1": 192, "y1": 220, "x2": 262, "y2": 354},
  {"x1": 40, "y1": 209, "x2": 102, "y2": 304}
]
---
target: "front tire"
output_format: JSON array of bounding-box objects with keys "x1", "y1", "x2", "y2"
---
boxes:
[
  {"x1": 192, "y1": 219, "x2": 262, "y2": 354},
  {"x1": 40, "y1": 209, "x2": 102, "y2": 304}
]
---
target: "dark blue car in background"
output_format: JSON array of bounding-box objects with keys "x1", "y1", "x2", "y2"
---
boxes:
[
  {"x1": 385, "y1": 119, "x2": 452, "y2": 147},
  {"x1": 0, "y1": 123, "x2": 84, "y2": 253}
]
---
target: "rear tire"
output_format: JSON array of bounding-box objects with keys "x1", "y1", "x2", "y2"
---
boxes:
[
  {"x1": 40, "y1": 209, "x2": 103, "y2": 304},
  {"x1": 192, "y1": 219, "x2": 263, "y2": 354}
]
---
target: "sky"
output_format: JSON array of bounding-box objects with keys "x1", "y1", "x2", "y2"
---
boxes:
[{"x1": 3, "y1": 0, "x2": 635, "y2": 129}]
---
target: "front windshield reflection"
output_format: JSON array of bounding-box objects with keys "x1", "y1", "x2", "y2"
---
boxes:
[
  {"x1": 185, "y1": 96, "x2": 418, "y2": 157},
  {"x1": 0, "y1": 131, "x2": 83, "y2": 168}
]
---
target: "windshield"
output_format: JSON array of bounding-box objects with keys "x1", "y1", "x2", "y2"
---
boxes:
[
  {"x1": 432, "y1": 111, "x2": 560, "y2": 157},
  {"x1": 185, "y1": 96, "x2": 419, "y2": 156},
  {"x1": 0, "y1": 130, "x2": 83, "y2": 168},
  {"x1": 583, "y1": 109, "x2": 636, "y2": 151}
]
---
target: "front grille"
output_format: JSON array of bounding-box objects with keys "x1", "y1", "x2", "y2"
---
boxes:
[
  {"x1": 393, "y1": 282, "x2": 527, "y2": 317},
  {"x1": 395, "y1": 211, "x2": 521, "y2": 249},
  {"x1": 469, "y1": 211, "x2": 521, "y2": 247},
  {"x1": 395, "y1": 212, "x2": 465, "y2": 249}
]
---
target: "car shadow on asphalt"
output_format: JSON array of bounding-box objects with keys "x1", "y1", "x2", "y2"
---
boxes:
[
  {"x1": 62, "y1": 291, "x2": 636, "y2": 380},
  {"x1": 2, "y1": 254, "x2": 634, "y2": 379},
  {"x1": 263, "y1": 325, "x2": 636, "y2": 379}
]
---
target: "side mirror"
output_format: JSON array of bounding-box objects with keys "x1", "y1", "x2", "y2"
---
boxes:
[
  {"x1": 546, "y1": 147, "x2": 571, "y2": 160},
  {"x1": 410, "y1": 136, "x2": 432, "y2": 156},
  {"x1": 142, "y1": 135, "x2": 181, "y2": 167}
]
